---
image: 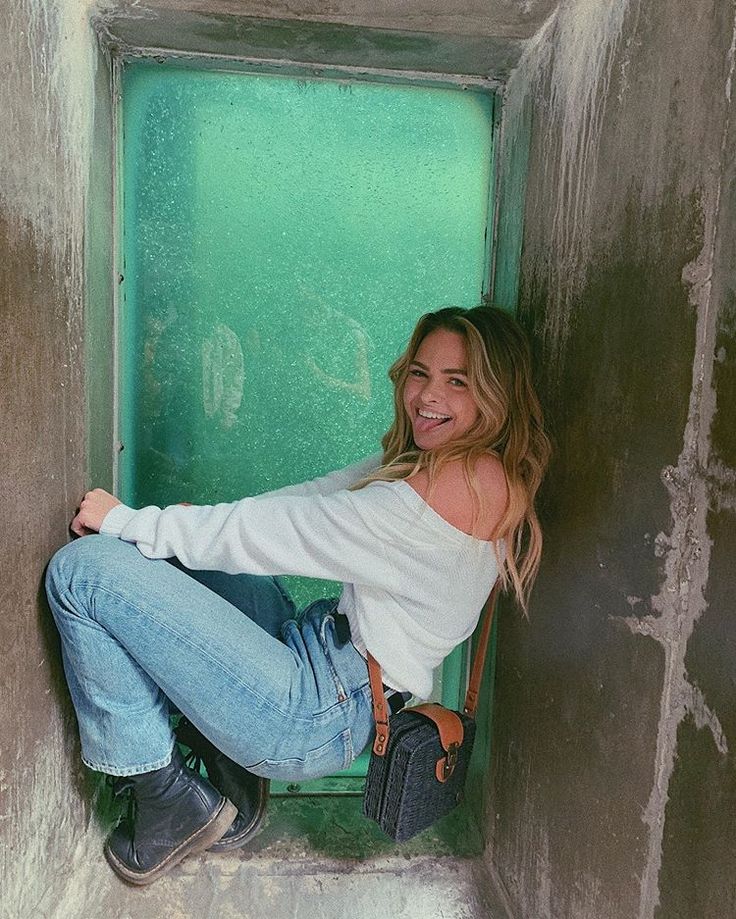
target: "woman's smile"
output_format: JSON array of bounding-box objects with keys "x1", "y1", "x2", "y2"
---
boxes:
[{"x1": 413, "y1": 407, "x2": 452, "y2": 433}]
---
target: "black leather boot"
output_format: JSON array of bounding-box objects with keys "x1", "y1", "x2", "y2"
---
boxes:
[
  {"x1": 176, "y1": 717, "x2": 269, "y2": 852},
  {"x1": 104, "y1": 745, "x2": 238, "y2": 884}
]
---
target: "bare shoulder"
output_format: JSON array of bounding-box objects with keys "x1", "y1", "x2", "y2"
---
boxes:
[{"x1": 407, "y1": 454, "x2": 508, "y2": 540}]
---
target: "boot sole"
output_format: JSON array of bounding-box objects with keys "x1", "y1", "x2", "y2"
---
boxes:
[
  {"x1": 208, "y1": 780, "x2": 270, "y2": 852},
  {"x1": 104, "y1": 797, "x2": 238, "y2": 886}
]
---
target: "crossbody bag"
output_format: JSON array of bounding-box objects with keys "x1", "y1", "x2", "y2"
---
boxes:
[{"x1": 362, "y1": 584, "x2": 499, "y2": 841}]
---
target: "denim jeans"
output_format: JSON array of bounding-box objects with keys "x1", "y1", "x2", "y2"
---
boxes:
[{"x1": 45, "y1": 535, "x2": 376, "y2": 779}]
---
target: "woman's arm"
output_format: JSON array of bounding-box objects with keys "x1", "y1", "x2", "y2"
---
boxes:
[
  {"x1": 84, "y1": 482, "x2": 435, "y2": 592},
  {"x1": 71, "y1": 489, "x2": 121, "y2": 537},
  {"x1": 70, "y1": 454, "x2": 381, "y2": 537}
]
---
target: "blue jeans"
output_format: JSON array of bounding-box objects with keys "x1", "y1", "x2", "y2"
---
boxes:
[{"x1": 45, "y1": 535, "x2": 376, "y2": 779}]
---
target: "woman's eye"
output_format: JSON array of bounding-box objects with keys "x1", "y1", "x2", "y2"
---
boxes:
[
  {"x1": 409, "y1": 368, "x2": 426, "y2": 378},
  {"x1": 449, "y1": 377, "x2": 467, "y2": 387}
]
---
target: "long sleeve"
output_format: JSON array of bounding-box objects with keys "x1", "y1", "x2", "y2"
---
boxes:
[
  {"x1": 99, "y1": 475, "x2": 498, "y2": 700},
  {"x1": 100, "y1": 481, "x2": 433, "y2": 592}
]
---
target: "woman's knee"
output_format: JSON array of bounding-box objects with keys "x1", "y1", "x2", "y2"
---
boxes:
[{"x1": 45, "y1": 534, "x2": 124, "y2": 598}]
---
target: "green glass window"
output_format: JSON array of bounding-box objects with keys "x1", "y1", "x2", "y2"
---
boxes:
[{"x1": 119, "y1": 60, "x2": 494, "y2": 794}]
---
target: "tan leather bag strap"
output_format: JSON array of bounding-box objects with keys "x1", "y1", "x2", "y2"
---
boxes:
[
  {"x1": 412, "y1": 703, "x2": 464, "y2": 749},
  {"x1": 367, "y1": 582, "x2": 500, "y2": 756},
  {"x1": 413, "y1": 703, "x2": 465, "y2": 783},
  {"x1": 463, "y1": 582, "x2": 500, "y2": 718},
  {"x1": 368, "y1": 646, "x2": 391, "y2": 756}
]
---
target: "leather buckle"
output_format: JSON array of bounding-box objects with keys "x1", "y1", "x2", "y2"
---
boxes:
[{"x1": 439, "y1": 742, "x2": 459, "y2": 782}]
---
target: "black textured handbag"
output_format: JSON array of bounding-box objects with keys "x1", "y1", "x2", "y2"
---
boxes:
[{"x1": 362, "y1": 585, "x2": 499, "y2": 842}]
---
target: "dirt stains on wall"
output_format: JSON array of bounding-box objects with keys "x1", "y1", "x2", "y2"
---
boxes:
[
  {"x1": 499, "y1": 0, "x2": 631, "y2": 363},
  {"x1": 1, "y1": 0, "x2": 101, "y2": 257},
  {"x1": 0, "y1": 1, "x2": 107, "y2": 914}
]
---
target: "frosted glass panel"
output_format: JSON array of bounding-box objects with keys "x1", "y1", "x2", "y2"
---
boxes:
[
  {"x1": 119, "y1": 61, "x2": 494, "y2": 792},
  {"x1": 120, "y1": 63, "x2": 494, "y2": 527}
]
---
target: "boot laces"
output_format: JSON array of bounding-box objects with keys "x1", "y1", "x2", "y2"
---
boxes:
[
  {"x1": 176, "y1": 718, "x2": 210, "y2": 779},
  {"x1": 183, "y1": 747, "x2": 204, "y2": 776},
  {"x1": 106, "y1": 775, "x2": 138, "y2": 826}
]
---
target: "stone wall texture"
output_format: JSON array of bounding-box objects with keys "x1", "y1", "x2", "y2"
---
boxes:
[
  {"x1": 3, "y1": 1, "x2": 734, "y2": 917},
  {"x1": 488, "y1": 1, "x2": 736, "y2": 917}
]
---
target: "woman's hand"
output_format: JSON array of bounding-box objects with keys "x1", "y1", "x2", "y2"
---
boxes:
[{"x1": 71, "y1": 489, "x2": 121, "y2": 537}]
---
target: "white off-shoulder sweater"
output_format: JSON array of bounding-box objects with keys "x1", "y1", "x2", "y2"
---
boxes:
[{"x1": 100, "y1": 455, "x2": 499, "y2": 699}]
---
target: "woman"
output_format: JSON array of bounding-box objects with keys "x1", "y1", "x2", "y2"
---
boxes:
[{"x1": 45, "y1": 305, "x2": 550, "y2": 885}]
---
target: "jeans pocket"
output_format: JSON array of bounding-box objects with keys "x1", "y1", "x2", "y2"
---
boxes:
[{"x1": 317, "y1": 610, "x2": 350, "y2": 702}]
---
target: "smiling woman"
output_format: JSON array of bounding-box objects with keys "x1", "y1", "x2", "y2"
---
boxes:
[
  {"x1": 364, "y1": 305, "x2": 551, "y2": 602},
  {"x1": 45, "y1": 304, "x2": 549, "y2": 885}
]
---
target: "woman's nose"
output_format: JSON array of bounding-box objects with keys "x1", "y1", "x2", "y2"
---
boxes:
[{"x1": 420, "y1": 378, "x2": 441, "y2": 401}]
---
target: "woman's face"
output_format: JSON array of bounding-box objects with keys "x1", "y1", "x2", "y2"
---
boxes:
[{"x1": 402, "y1": 328, "x2": 480, "y2": 450}]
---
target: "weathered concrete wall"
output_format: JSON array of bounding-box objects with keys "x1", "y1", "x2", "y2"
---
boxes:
[
  {"x1": 108, "y1": 0, "x2": 557, "y2": 38},
  {"x1": 0, "y1": 1, "x2": 113, "y2": 916},
  {"x1": 488, "y1": 1, "x2": 736, "y2": 916},
  {"x1": 99, "y1": 0, "x2": 558, "y2": 83},
  {"x1": 19, "y1": 0, "x2": 736, "y2": 915},
  {"x1": 0, "y1": 1, "x2": 536, "y2": 916}
]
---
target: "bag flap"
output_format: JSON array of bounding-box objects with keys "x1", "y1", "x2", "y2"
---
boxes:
[{"x1": 410, "y1": 703, "x2": 464, "y2": 752}]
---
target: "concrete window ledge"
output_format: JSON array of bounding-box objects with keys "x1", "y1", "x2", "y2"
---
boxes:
[
  {"x1": 78, "y1": 853, "x2": 511, "y2": 919},
  {"x1": 48, "y1": 795, "x2": 513, "y2": 918}
]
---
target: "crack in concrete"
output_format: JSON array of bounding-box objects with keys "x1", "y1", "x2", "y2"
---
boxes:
[
  {"x1": 618, "y1": 612, "x2": 728, "y2": 758},
  {"x1": 615, "y1": 8, "x2": 736, "y2": 916}
]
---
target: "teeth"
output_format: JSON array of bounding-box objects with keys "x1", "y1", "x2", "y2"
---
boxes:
[{"x1": 418, "y1": 409, "x2": 451, "y2": 420}]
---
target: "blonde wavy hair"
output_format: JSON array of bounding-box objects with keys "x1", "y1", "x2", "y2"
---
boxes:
[{"x1": 353, "y1": 305, "x2": 551, "y2": 612}]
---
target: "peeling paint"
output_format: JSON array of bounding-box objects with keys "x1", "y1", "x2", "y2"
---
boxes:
[
  {"x1": 684, "y1": 683, "x2": 728, "y2": 755},
  {"x1": 725, "y1": 7, "x2": 736, "y2": 103},
  {"x1": 706, "y1": 458, "x2": 736, "y2": 512},
  {"x1": 617, "y1": 620, "x2": 729, "y2": 756},
  {"x1": 616, "y1": 233, "x2": 716, "y2": 919}
]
